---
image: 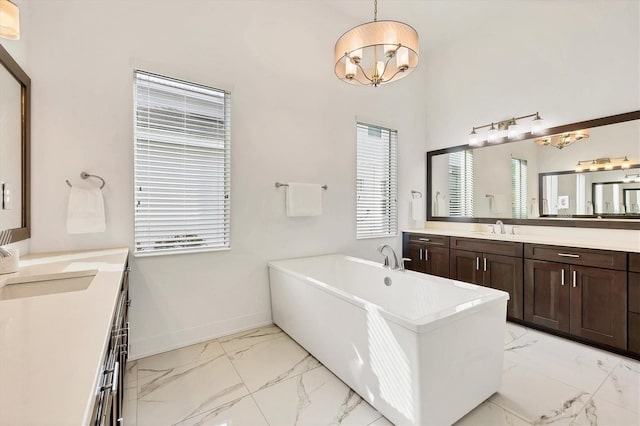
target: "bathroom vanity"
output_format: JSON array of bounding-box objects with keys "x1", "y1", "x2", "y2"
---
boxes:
[
  {"x1": 0, "y1": 247, "x2": 130, "y2": 426},
  {"x1": 403, "y1": 230, "x2": 639, "y2": 358}
]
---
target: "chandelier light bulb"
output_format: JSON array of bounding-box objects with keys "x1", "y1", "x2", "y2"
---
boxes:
[
  {"x1": 396, "y1": 46, "x2": 409, "y2": 69},
  {"x1": 345, "y1": 60, "x2": 357, "y2": 79}
]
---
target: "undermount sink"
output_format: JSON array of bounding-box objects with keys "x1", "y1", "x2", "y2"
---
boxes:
[{"x1": 0, "y1": 270, "x2": 98, "y2": 301}]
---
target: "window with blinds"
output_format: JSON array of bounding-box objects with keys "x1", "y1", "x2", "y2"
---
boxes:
[
  {"x1": 448, "y1": 150, "x2": 474, "y2": 216},
  {"x1": 356, "y1": 122, "x2": 398, "y2": 239},
  {"x1": 511, "y1": 157, "x2": 528, "y2": 218},
  {"x1": 134, "y1": 71, "x2": 231, "y2": 255}
]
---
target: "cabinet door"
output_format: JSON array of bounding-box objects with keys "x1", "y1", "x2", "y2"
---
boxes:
[
  {"x1": 450, "y1": 250, "x2": 482, "y2": 285},
  {"x1": 425, "y1": 246, "x2": 450, "y2": 278},
  {"x1": 484, "y1": 254, "x2": 523, "y2": 320},
  {"x1": 404, "y1": 243, "x2": 426, "y2": 273},
  {"x1": 524, "y1": 259, "x2": 570, "y2": 332},
  {"x1": 570, "y1": 266, "x2": 627, "y2": 349}
]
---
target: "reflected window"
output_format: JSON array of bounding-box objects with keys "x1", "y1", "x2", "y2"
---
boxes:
[
  {"x1": 448, "y1": 150, "x2": 473, "y2": 216},
  {"x1": 511, "y1": 157, "x2": 527, "y2": 218}
]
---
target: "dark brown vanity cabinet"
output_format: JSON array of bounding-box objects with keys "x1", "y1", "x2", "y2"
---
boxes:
[
  {"x1": 449, "y1": 238, "x2": 524, "y2": 320},
  {"x1": 629, "y1": 253, "x2": 640, "y2": 354},
  {"x1": 524, "y1": 244, "x2": 627, "y2": 350},
  {"x1": 402, "y1": 233, "x2": 450, "y2": 278}
]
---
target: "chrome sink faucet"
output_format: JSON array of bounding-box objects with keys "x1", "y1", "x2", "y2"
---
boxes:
[
  {"x1": 496, "y1": 220, "x2": 506, "y2": 234},
  {"x1": 377, "y1": 244, "x2": 399, "y2": 270}
]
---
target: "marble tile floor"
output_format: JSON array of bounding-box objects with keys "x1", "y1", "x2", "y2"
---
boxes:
[{"x1": 123, "y1": 323, "x2": 639, "y2": 426}]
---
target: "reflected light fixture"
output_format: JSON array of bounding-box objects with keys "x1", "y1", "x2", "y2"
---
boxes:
[
  {"x1": 574, "y1": 156, "x2": 632, "y2": 172},
  {"x1": 623, "y1": 173, "x2": 640, "y2": 183},
  {"x1": 334, "y1": 0, "x2": 419, "y2": 87},
  {"x1": 535, "y1": 129, "x2": 589, "y2": 150},
  {"x1": 468, "y1": 112, "x2": 545, "y2": 147},
  {"x1": 0, "y1": 0, "x2": 19, "y2": 40}
]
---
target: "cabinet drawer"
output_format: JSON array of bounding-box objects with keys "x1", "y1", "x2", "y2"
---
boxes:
[
  {"x1": 630, "y1": 253, "x2": 640, "y2": 273},
  {"x1": 630, "y1": 312, "x2": 640, "y2": 354},
  {"x1": 404, "y1": 233, "x2": 449, "y2": 247},
  {"x1": 630, "y1": 272, "x2": 640, "y2": 313},
  {"x1": 524, "y1": 244, "x2": 626, "y2": 271},
  {"x1": 450, "y1": 237, "x2": 522, "y2": 257}
]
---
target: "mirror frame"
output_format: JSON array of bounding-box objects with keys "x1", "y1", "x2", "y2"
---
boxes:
[
  {"x1": 426, "y1": 110, "x2": 640, "y2": 230},
  {"x1": 0, "y1": 43, "x2": 30, "y2": 243}
]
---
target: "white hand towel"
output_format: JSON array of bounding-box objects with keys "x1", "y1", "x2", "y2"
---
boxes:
[
  {"x1": 286, "y1": 183, "x2": 322, "y2": 217},
  {"x1": 411, "y1": 198, "x2": 423, "y2": 221},
  {"x1": 67, "y1": 187, "x2": 106, "y2": 234},
  {"x1": 491, "y1": 194, "x2": 508, "y2": 214}
]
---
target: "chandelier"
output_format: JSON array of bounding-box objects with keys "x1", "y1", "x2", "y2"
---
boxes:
[
  {"x1": 0, "y1": 0, "x2": 19, "y2": 40},
  {"x1": 334, "y1": 0, "x2": 419, "y2": 87},
  {"x1": 535, "y1": 130, "x2": 589, "y2": 150}
]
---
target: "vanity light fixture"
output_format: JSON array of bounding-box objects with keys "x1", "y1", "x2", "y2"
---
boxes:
[
  {"x1": 468, "y1": 112, "x2": 545, "y2": 147},
  {"x1": 0, "y1": 0, "x2": 19, "y2": 40},
  {"x1": 535, "y1": 129, "x2": 589, "y2": 150},
  {"x1": 574, "y1": 156, "x2": 632, "y2": 173},
  {"x1": 334, "y1": 0, "x2": 419, "y2": 87},
  {"x1": 623, "y1": 173, "x2": 640, "y2": 183}
]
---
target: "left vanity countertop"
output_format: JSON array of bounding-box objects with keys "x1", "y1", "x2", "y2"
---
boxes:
[{"x1": 0, "y1": 247, "x2": 129, "y2": 426}]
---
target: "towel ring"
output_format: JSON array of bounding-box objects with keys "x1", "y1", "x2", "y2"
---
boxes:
[{"x1": 66, "y1": 172, "x2": 106, "y2": 189}]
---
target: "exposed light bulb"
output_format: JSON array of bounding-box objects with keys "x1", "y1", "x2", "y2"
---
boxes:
[
  {"x1": 621, "y1": 156, "x2": 631, "y2": 169},
  {"x1": 574, "y1": 162, "x2": 583, "y2": 173},
  {"x1": 589, "y1": 161, "x2": 598, "y2": 172},
  {"x1": 604, "y1": 162, "x2": 613, "y2": 170},
  {"x1": 396, "y1": 47, "x2": 409, "y2": 70},
  {"x1": 345, "y1": 60, "x2": 357, "y2": 79}
]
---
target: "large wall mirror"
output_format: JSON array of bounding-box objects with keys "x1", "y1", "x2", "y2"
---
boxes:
[
  {"x1": 427, "y1": 111, "x2": 640, "y2": 229},
  {"x1": 0, "y1": 43, "x2": 30, "y2": 243}
]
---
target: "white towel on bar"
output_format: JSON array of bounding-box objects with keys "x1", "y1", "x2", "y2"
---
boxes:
[
  {"x1": 286, "y1": 183, "x2": 322, "y2": 217},
  {"x1": 67, "y1": 187, "x2": 106, "y2": 234},
  {"x1": 411, "y1": 198, "x2": 423, "y2": 221}
]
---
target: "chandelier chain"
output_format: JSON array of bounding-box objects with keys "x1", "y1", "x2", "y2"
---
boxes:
[{"x1": 374, "y1": 0, "x2": 378, "y2": 21}]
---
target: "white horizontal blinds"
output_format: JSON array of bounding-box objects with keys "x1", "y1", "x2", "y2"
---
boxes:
[
  {"x1": 134, "y1": 71, "x2": 231, "y2": 254},
  {"x1": 448, "y1": 150, "x2": 474, "y2": 217},
  {"x1": 511, "y1": 157, "x2": 528, "y2": 218},
  {"x1": 356, "y1": 123, "x2": 398, "y2": 239}
]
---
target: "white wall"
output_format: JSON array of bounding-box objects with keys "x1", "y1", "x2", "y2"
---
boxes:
[
  {"x1": 424, "y1": 0, "x2": 640, "y2": 152},
  {"x1": 23, "y1": 0, "x2": 428, "y2": 358}
]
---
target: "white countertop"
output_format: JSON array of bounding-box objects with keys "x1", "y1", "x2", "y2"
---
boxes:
[
  {"x1": 0, "y1": 247, "x2": 129, "y2": 426},
  {"x1": 404, "y1": 227, "x2": 640, "y2": 253}
]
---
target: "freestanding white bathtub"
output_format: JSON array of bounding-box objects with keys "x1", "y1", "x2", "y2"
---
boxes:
[{"x1": 268, "y1": 254, "x2": 509, "y2": 426}]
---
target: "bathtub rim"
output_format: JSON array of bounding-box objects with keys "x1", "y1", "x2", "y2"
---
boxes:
[{"x1": 268, "y1": 254, "x2": 509, "y2": 334}]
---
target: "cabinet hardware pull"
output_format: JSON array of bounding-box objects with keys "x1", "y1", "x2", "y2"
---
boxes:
[
  {"x1": 419, "y1": 238, "x2": 430, "y2": 242},
  {"x1": 419, "y1": 248, "x2": 423, "y2": 260},
  {"x1": 561, "y1": 269, "x2": 565, "y2": 286},
  {"x1": 558, "y1": 253, "x2": 580, "y2": 258},
  {"x1": 573, "y1": 270, "x2": 577, "y2": 288},
  {"x1": 425, "y1": 249, "x2": 428, "y2": 261},
  {"x1": 476, "y1": 257, "x2": 480, "y2": 271},
  {"x1": 483, "y1": 257, "x2": 487, "y2": 272}
]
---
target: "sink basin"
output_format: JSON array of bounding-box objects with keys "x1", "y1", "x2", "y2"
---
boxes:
[{"x1": 0, "y1": 270, "x2": 98, "y2": 300}]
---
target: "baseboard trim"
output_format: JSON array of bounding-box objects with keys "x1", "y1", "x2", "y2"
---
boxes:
[{"x1": 128, "y1": 311, "x2": 272, "y2": 360}]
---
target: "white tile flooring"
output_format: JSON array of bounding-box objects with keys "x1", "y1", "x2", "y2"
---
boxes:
[{"x1": 123, "y1": 323, "x2": 640, "y2": 426}]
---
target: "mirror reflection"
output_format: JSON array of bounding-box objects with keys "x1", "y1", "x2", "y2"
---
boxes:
[{"x1": 429, "y1": 117, "x2": 640, "y2": 220}]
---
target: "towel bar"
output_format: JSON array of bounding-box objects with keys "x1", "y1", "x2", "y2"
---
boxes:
[
  {"x1": 66, "y1": 172, "x2": 106, "y2": 189},
  {"x1": 275, "y1": 182, "x2": 327, "y2": 190}
]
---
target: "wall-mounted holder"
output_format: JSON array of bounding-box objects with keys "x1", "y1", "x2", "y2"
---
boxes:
[
  {"x1": 411, "y1": 190, "x2": 422, "y2": 199},
  {"x1": 275, "y1": 182, "x2": 328, "y2": 190},
  {"x1": 66, "y1": 172, "x2": 106, "y2": 189}
]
